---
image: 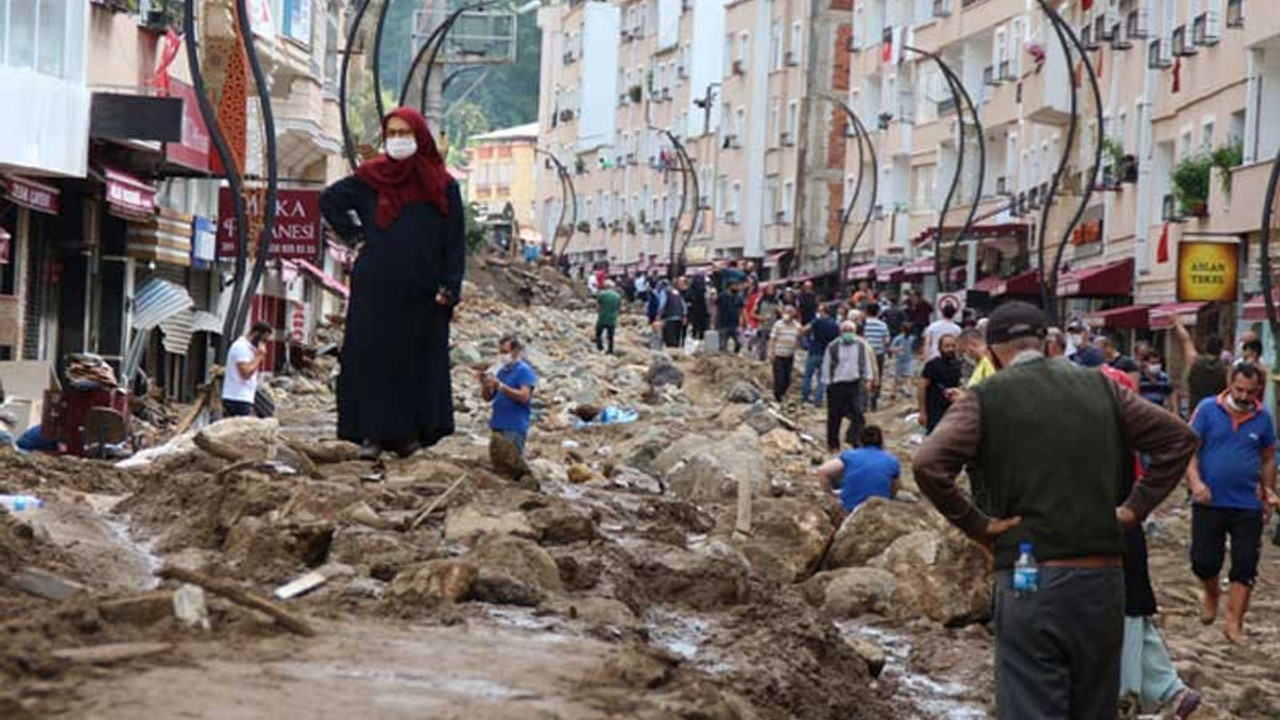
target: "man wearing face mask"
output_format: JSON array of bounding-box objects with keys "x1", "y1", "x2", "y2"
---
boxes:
[
  {"x1": 321, "y1": 108, "x2": 465, "y2": 460},
  {"x1": 919, "y1": 334, "x2": 963, "y2": 433},
  {"x1": 479, "y1": 335, "x2": 538, "y2": 479},
  {"x1": 822, "y1": 320, "x2": 877, "y2": 451},
  {"x1": 768, "y1": 304, "x2": 803, "y2": 401},
  {"x1": 1138, "y1": 352, "x2": 1175, "y2": 410},
  {"x1": 1186, "y1": 363, "x2": 1280, "y2": 644},
  {"x1": 221, "y1": 322, "x2": 274, "y2": 418}
]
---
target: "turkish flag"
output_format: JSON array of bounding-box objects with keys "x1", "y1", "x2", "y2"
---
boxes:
[
  {"x1": 1157, "y1": 222, "x2": 1170, "y2": 263},
  {"x1": 1082, "y1": 0, "x2": 1093, "y2": 9},
  {"x1": 1172, "y1": 56, "x2": 1182, "y2": 93}
]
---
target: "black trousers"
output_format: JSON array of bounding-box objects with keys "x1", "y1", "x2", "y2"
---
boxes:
[
  {"x1": 718, "y1": 327, "x2": 741, "y2": 354},
  {"x1": 772, "y1": 356, "x2": 795, "y2": 401},
  {"x1": 868, "y1": 353, "x2": 886, "y2": 410},
  {"x1": 1191, "y1": 504, "x2": 1264, "y2": 586},
  {"x1": 994, "y1": 567, "x2": 1124, "y2": 720},
  {"x1": 223, "y1": 399, "x2": 254, "y2": 418},
  {"x1": 825, "y1": 381, "x2": 866, "y2": 451},
  {"x1": 662, "y1": 320, "x2": 685, "y2": 348},
  {"x1": 595, "y1": 323, "x2": 615, "y2": 353}
]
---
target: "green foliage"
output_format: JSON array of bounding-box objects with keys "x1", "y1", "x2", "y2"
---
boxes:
[
  {"x1": 445, "y1": 100, "x2": 490, "y2": 166},
  {"x1": 1172, "y1": 154, "x2": 1213, "y2": 211},
  {"x1": 1101, "y1": 137, "x2": 1125, "y2": 167},
  {"x1": 1210, "y1": 141, "x2": 1244, "y2": 197},
  {"x1": 464, "y1": 201, "x2": 487, "y2": 254},
  {"x1": 441, "y1": 6, "x2": 542, "y2": 134}
]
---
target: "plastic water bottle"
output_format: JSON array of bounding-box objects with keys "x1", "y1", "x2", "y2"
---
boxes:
[
  {"x1": 1013, "y1": 541, "x2": 1039, "y2": 596},
  {"x1": 0, "y1": 495, "x2": 44, "y2": 512}
]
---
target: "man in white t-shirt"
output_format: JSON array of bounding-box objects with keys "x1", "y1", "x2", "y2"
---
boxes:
[
  {"x1": 222, "y1": 321, "x2": 274, "y2": 418},
  {"x1": 922, "y1": 303, "x2": 962, "y2": 362}
]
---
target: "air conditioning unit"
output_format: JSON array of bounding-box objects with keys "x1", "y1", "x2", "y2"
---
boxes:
[
  {"x1": 1193, "y1": 11, "x2": 1221, "y2": 46},
  {"x1": 732, "y1": 59, "x2": 746, "y2": 76},
  {"x1": 933, "y1": 0, "x2": 952, "y2": 18}
]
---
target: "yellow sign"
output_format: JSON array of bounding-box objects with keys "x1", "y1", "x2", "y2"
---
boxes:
[{"x1": 1177, "y1": 241, "x2": 1239, "y2": 302}]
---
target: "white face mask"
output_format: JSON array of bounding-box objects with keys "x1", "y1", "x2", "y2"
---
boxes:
[
  {"x1": 386, "y1": 136, "x2": 418, "y2": 160},
  {"x1": 499, "y1": 352, "x2": 514, "y2": 366},
  {"x1": 1226, "y1": 394, "x2": 1252, "y2": 412},
  {"x1": 1146, "y1": 363, "x2": 1162, "y2": 375}
]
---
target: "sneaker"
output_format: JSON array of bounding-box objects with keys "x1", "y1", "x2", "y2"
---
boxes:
[{"x1": 1167, "y1": 689, "x2": 1202, "y2": 719}]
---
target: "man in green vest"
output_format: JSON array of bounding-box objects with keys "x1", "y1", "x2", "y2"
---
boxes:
[
  {"x1": 595, "y1": 280, "x2": 622, "y2": 354},
  {"x1": 913, "y1": 301, "x2": 1196, "y2": 720}
]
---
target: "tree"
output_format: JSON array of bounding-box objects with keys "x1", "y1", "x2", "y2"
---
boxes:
[{"x1": 444, "y1": 99, "x2": 489, "y2": 166}]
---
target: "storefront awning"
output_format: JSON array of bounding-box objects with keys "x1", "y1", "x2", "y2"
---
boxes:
[
  {"x1": 1243, "y1": 291, "x2": 1279, "y2": 322},
  {"x1": 991, "y1": 269, "x2": 1041, "y2": 297},
  {"x1": 101, "y1": 165, "x2": 157, "y2": 219},
  {"x1": 1084, "y1": 305, "x2": 1150, "y2": 330},
  {"x1": 684, "y1": 264, "x2": 713, "y2": 276},
  {"x1": 1056, "y1": 258, "x2": 1134, "y2": 297},
  {"x1": 127, "y1": 207, "x2": 193, "y2": 268},
  {"x1": 846, "y1": 262, "x2": 877, "y2": 281},
  {"x1": 914, "y1": 223, "x2": 1030, "y2": 246},
  {"x1": 763, "y1": 249, "x2": 792, "y2": 269},
  {"x1": 886, "y1": 257, "x2": 935, "y2": 283},
  {"x1": 132, "y1": 277, "x2": 194, "y2": 330},
  {"x1": 970, "y1": 275, "x2": 1004, "y2": 294},
  {"x1": 159, "y1": 309, "x2": 197, "y2": 355},
  {"x1": 1149, "y1": 302, "x2": 1205, "y2": 330},
  {"x1": 2, "y1": 175, "x2": 60, "y2": 215},
  {"x1": 296, "y1": 258, "x2": 349, "y2": 300}
]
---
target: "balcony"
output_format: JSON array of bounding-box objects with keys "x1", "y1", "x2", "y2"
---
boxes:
[
  {"x1": 1172, "y1": 26, "x2": 1197, "y2": 56},
  {"x1": 1206, "y1": 159, "x2": 1270, "y2": 234},
  {"x1": 1127, "y1": 8, "x2": 1151, "y2": 39},
  {"x1": 881, "y1": 117, "x2": 914, "y2": 157},
  {"x1": 984, "y1": 78, "x2": 1019, "y2": 130},
  {"x1": 1022, "y1": 64, "x2": 1072, "y2": 126},
  {"x1": 274, "y1": 76, "x2": 342, "y2": 175}
]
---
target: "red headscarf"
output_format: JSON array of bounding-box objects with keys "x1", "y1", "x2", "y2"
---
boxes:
[{"x1": 355, "y1": 107, "x2": 452, "y2": 228}]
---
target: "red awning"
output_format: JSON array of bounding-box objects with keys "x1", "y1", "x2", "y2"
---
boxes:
[
  {"x1": 1055, "y1": 258, "x2": 1133, "y2": 297},
  {"x1": 1149, "y1": 301, "x2": 1205, "y2": 329},
  {"x1": 846, "y1": 262, "x2": 877, "y2": 281},
  {"x1": 887, "y1": 257, "x2": 935, "y2": 283},
  {"x1": 102, "y1": 166, "x2": 156, "y2": 218},
  {"x1": 763, "y1": 249, "x2": 792, "y2": 268},
  {"x1": 970, "y1": 275, "x2": 1004, "y2": 293},
  {"x1": 296, "y1": 258, "x2": 349, "y2": 299},
  {"x1": 991, "y1": 269, "x2": 1041, "y2": 297},
  {"x1": 915, "y1": 223, "x2": 1030, "y2": 245},
  {"x1": 1085, "y1": 305, "x2": 1150, "y2": 330},
  {"x1": 1243, "y1": 291, "x2": 1279, "y2": 321},
  {"x1": 3, "y1": 175, "x2": 60, "y2": 215}
]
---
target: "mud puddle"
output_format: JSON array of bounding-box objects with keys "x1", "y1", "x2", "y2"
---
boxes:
[
  {"x1": 839, "y1": 621, "x2": 988, "y2": 720},
  {"x1": 37, "y1": 492, "x2": 161, "y2": 593}
]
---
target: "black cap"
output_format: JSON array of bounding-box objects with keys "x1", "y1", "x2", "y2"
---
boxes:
[{"x1": 987, "y1": 301, "x2": 1048, "y2": 345}]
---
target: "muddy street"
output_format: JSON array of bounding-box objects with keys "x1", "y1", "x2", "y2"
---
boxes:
[{"x1": 0, "y1": 267, "x2": 1278, "y2": 720}]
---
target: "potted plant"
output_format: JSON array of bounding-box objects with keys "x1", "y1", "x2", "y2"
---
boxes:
[
  {"x1": 574, "y1": 157, "x2": 586, "y2": 175},
  {"x1": 1172, "y1": 154, "x2": 1212, "y2": 218},
  {"x1": 1100, "y1": 137, "x2": 1125, "y2": 189},
  {"x1": 629, "y1": 85, "x2": 643, "y2": 103},
  {"x1": 626, "y1": 217, "x2": 637, "y2": 234},
  {"x1": 576, "y1": 220, "x2": 591, "y2": 233},
  {"x1": 1210, "y1": 140, "x2": 1244, "y2": 198}
]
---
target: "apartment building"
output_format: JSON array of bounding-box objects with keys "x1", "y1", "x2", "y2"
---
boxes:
[
  {"x1": 848, "y1": 0, "x2": 1255, "y2": 344},
  {"x1": 535, "y1": 0, "x2": 851, "y2": 279},
  {"x1": 468, "y1": 123, "x2": 540, "y2": 229}
]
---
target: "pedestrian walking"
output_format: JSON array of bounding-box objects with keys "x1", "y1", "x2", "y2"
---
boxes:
[
  {"x1": 882, "y1": 296, "x2": 906, "y2": 339},
  {"x1": 1234, "y1": 338, "x2": 1269, "y2": 385},
  {"x1": 918, "y1": 334, "x2": 962, "y2": 434},
  {"x1": 688, "y1": 274, "x2": 710, "y2": 340},
  {"x1": 966, "y1": 321, "x2": 996, "y2": 388},
  {"x1": 816, "y1": 425, "x2": 899, "y2": 512},
  {"x1": 798, "y1": 280, "x2": 819, "y2": 325},
  {"x1": 1138, "y1": 352, "x2": 1175, "y2": 410},
  {"x1": 913, "y1": 301, "x2": 1196, "y2": 720},
  {"x1": 1186, "y1": 363, "x2": 1280, "y2": 644},
  {"x1": 221, "y1": 321, "x2": 273, "y2": 419},
  {"x1": 822, "y1": 320, "x2": 876, "y2": 451},
  {"x1": 908, "y1": 291, "x2": 933, "y2": 341},
  {"x1": 750, "y1": 284, "x2": 780, "y2": 361},
  {"x1": 889, "y1": 323, "x2": 916, "y2": 398},
  {"x1": 320, "y1": 107, "x2": 465, "y2": 460},
  {"x1": 862, "y1": 304, "x2": 890, "y2": 411},
  {"x1": 922, "y1": 303, "x2": 962, "y2": 362},
  {"x1": 635, "y1": 272, "x2": 649, "y2": 305},
  {"x1": 595, "y1": 280, "x2": 621, "y2": 354},
  {"x1": 478, "y1": 334, "x2": 537, "y2": 479},
  {"x1": 660, "y1": 278, "x2": 689, "y2": 348},
  {"x1": 1174, "y1": 316, "x2": 1229, "y2": 414},
  {"x1": 801, "y1": 303, "x2": 840, "y2": 405},
  {"x1": 769, "y1": 305, "x2": 802, "y2": 401},
  {"x1": 646, "y1": 280, "x2": 669, "y2": 349},
  {"x1": 716, "y1": 282, "x2": 745, "y2": 354}
]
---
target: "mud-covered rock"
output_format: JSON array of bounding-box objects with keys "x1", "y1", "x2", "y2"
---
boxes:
[
  {"x1": 544, "y1": 596, "x2": 639, "y2": 630},
  {"x1": 443, "y1": 506, "x2": 536, "y2": 543},
  {"x1": 465, "y1": 534, "x2": 564, "y2": 595},
  {"x1": 759, "y1": 427, "x2": 803, "y2": 454},
  {"x1": 823, "y1": 497, "x2": 941, "y2": 570},
  {"x1": 632, "y1": 545, "x2": 749, "y2": 609},
  {"x1": 803, "y1": 567, "x2": 897, "y2": 618},
  {"x1": 645, "y1": 357, "x2": 685, "y2": 389},
  {"x1": 660, "y1": 426, "x2": 767, "y2": 501},
  {"x1": 870, "y1": 529, "x2": 991, "y2": 626},
  {"x1": 566, "y1": 463, "x2": 595, "y2": 484},
  {"x1": 526, "y1": 503, "x2": 598, "y2": 545},
  {"x1": 385, "y1": 559, "x2": 478, "y2": 604},
  {"x1": 726, "y1": 381, "x2": 763, "y2": 404},
  {"x1": 195, "y1": 417, "x2": 279, "y2": 461},
  {"x1": 719, "y1": 497, "x2": 833, "y2": 583}
]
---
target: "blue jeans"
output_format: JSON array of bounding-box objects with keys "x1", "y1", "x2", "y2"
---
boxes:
[
  {"x1": 494, "y1": 429, "x2": 527, "y2": 456},
  {"x1": 801, "y1": 351, "x2": 825, "y2": 404}
]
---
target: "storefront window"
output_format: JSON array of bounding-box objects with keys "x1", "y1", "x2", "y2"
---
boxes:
[{"x1": 1, "y1": 0, "x2": 84, "y2": 80}]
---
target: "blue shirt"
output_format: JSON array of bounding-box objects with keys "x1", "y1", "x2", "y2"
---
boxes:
[
  {"x1": 862, "y1": 318, "x2": 890, "y2": 354},
  {"x1": 891, "y1": 334, "x2": 915, "y2": 370},
  {"x1": 809, "y1": 317, "x2": 840, "y2": 356},
  {"x1": 491, "y1": 360, "x2": 537, "y2": 435},
  {"x1": 837, "y1": 447, "x2": 900, "y2": 512},
  {"x1": 1190, "y1": 395, "x2": 1277, "y2": 511}
]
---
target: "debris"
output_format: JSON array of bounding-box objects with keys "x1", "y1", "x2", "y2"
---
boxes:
[
  {"x1": 342, "y1": 501, "x2": 394, "y2": 530},
  {"x1": 273, "y1": 563, "x2": 356, "y2": 601},
  {"x1": 193, "y1": 417, "x2": 279, "y2": 462},
  {"x1": 173, "y1": 584, "x2": 211, "y2": 630},
  {"x1": 408, "y1": 474, "x2": 469, "y2": 531},
  {"x1": 5, "y1": 567, "x2": 88, "y2": 601},
  {"x1": 156, "y1": 565, "x2": 316, "y2": 637},
  {"x1": 51, "y1": 642, "x2": 174, "y2": 665},
  {"x1": 385, "y1": 559, "x2": 478, "y2": 605},
  {"x1": 98, "y1": 591, "x2": 175, "y2": 626}
]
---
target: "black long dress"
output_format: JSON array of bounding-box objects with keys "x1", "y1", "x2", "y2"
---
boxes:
[{"x1": 319, "y1": 176, "x2": 465, "y2": 447}]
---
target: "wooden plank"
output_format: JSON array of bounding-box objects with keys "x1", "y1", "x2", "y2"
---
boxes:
[
  {"x1": 52, "y1": 642, "x2": 173, "y2": 665},
  {"x1": 156, "y1": 566, "x2": 316, "y2": 637},
  {"x1": 5, "y1": 568, "x2": 87, "y2": 601}
]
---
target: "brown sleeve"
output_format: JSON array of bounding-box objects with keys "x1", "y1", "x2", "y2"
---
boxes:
[
  {"x1": 1110, "y1": 382, "x2": 1198, "y2": 520},
  {"x1": 912, "y1": 391, "x2": 990, "y2": 538}
]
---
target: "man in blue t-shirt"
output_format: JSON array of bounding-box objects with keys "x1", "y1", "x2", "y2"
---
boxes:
[
  {"x1": 816, "y1": 425, "x2": 900, "y2": 512},
  {"x1": 478, "y1": 334, "x2": 538, "y2": 479},
  {"x1": 1187, "y1": 363, "x2": 1280, "y2": 644},
  {"x1": 801, "y1": 302, "x2": 841, "y2": 406}
]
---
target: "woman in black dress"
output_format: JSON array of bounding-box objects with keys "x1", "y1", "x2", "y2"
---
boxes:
[{"x1": 320, "y1": 108, "x2": 465, "y2": 459}]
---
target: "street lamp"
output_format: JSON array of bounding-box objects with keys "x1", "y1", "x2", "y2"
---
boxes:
[
  {"x1": 821, "y1": 94, "x2": 878, "y2": 288},
  {"x1": 650, "y1": 127, "x2": 700, "y2": 279},
  {"x1": 535, "y1": 147, "x2": 578, "y2": 259}
]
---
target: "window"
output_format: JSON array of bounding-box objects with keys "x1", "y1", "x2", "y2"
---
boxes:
[
  {"x1": 730, "y1": 181, "x2": 742, "y2": 216},
  {"x1": 282, "y1": 0, "x2": 312, "y2": 44},
  {"x1": 786, "y1": 100, "x2": 798, "y2": 141},
  {"x1": 770, "y1": 21, "x2": 782, "y2": 69},
  {"x1": 738, "y1": 31, "x2": 750, "y2": 62},
  {"x1": 1201, "y1": 117, "x2": 1215, "y2": 153},
  {"x1": 715, "y1": 175, "x2": 727, "y2": 217},
  {"x1": 765, "y1": 176, "x2": 778, "y2": 224},
  {"x1": 912, "y1": 165, "x2": 935, "y2": 211},
  {"x1": 781, "y1": 180, "x2": 795, "y2": 224},
  {"x1": 2, "y1": 0, "x2": 85, "y2": 79},
  {"x1": 770, "y1": 99, "x2": 781, "y2": 144},
  {"x1": 791, "y1": 21, "x2": 802, "y2": 62},
  {"x1": 724, "y1": 33, "x2": 734, "y2": 74},
  {"x1": 734, "y1": 106, "x2": 746, "y2": 139},
  {"x1": 323, "y1": 2, "x2": 340, "y2": 93},
  {"x1": 1179, "y1": 127, "x2": 1193, "y2": 159},
  {"x1": 853, "y1": 6, "x2": 865, "y2": 49}
]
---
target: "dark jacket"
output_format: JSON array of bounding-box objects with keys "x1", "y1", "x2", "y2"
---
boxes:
[{"x1": 913, "y1": 356, "x2": 1195, "y2": 570}]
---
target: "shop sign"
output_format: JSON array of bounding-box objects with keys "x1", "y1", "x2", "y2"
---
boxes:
[
  {"x1": 291, "y1": 301, "x2": 308, "y2": 344},
  {"x1": 4, "y1": 176, "x2": 59, "y2": 215},
  {"x1": 216, "y1": 189, "x2": 322, "y2": 260},
  {"x1": 105, "y1": 169, "x2": 157, "y2": 216},
  {"x1": 192, "y1": 216, "x2": 217, "y2": 268},
  {"x1": 166, "y1": 79, "x2": 211, "y2": 172},
  {"x1": 1177, "y1": 241, "x2": 1238, "y2": 303}
]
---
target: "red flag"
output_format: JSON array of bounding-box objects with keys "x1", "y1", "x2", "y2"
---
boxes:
[
  {"x1": 1157, "y1": 222, "x2": 1170, "y2": 263},
  {"x1": 151, "y1": 29, "x2": 183, "y2": 96},
  {"x1": 1172, "y1": 56, "x2": 1182, "y2": 93},
  {"x1": 1082, "y1": 0, "x2": 1093, "y2": 9},
  {"x1": 1095, "y1": 48, "x2": 1102, "y2": 79}
]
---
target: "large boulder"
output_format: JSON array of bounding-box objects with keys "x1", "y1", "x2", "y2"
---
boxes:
[
  {"x1": 631, "y1": 544, "x2": 750, "y2": 609},
  {"x1": 719, "y1": 497, "x2": 833, "y2": 583},
  {"x1": 443, "y1": 506, "x2": 536, "y2": 544},
  {"x1": 464, "y1": 534, "x2": 564, "y2": 604},
  {"x1": 802, "y1": 567, "x2": 898, "y2": 619},
  {"x1": 384, "y1": 559, "x2": 477, "y2": 605},
  {"x1": 870, "y1": 529, "x2": 992, "y2": 626},
  {"x1": 645, "y1": 357, "x2": 685, "y2": 389},
  {"x1": 658, "y1": 426, "x2": 768, "y2": 501},
  {"x1": 726, "y1": 381, "x2": 763, "y2": 404},
  {"x1": 823, "y1": 497, "x2": 941, "y2": 570},
  {"x1": 195, "y1": 417, "x2": 279, "y2": 461},
  {"x1": 650, "y1": 434, "x2": 714, "y2": 476}
]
